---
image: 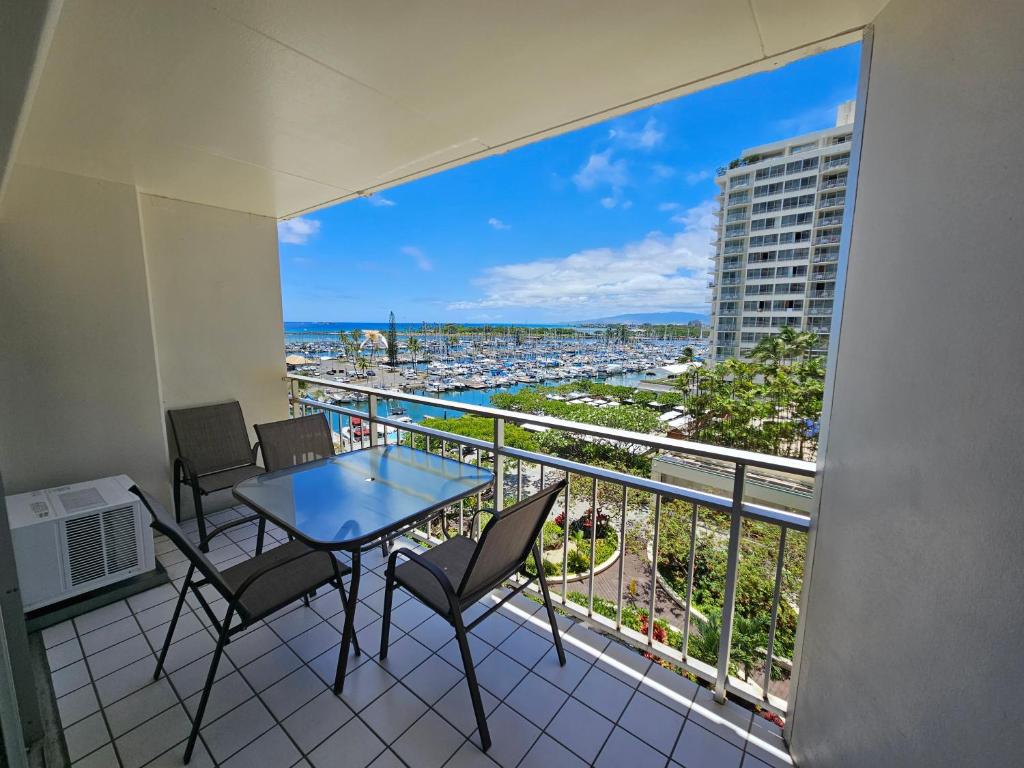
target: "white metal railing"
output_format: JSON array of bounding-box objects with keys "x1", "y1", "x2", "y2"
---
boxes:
[{"x1": 285, "y1": 374, "x2": 814, "y2": 713}]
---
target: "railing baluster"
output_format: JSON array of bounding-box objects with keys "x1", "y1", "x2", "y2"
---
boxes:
[
  {"x1": 762, "y1": 527, "x2": 788, "y2": 700},
  {"x1": 682, "y1": 502, "x2": 698, "y2": 659},
  {"x1": 588, "y1": 477, "x2": 598, "y2": 616},
  {"x1": 715, "y1": 463, "x2": 746, "y2": 703},
  {"x1": 493, "y1": 418, "x2": 505, "y2": 513},
  {"x1": 561, "y1": 473, "x2": 570, "y2": 602},
  {"x1": 516, "y1": 458, "x2": 523, "y2": 502},
  {"x1": 615, "y1": 485, "x2": 628, "y2": 630},
  {"x1": 648, "y1": 494, "x2": 662, "y2": 645}
]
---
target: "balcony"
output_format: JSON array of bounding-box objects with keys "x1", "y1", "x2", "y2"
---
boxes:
[
  {"x1": 822, "y1": 157, "x2": 850, "y2": 170},
  {"x1": 813, "y1": 235, "x2": 841, "y2": 245},
  {"x1": 28, "y1": 378, "x2": 810, "y2": 768},
  {"x1": 815, "y1": 215, "x2": 844, "y2": 227},
  {"x1": 818, "y1": 177, "x2": 847, "y2": 191},
  {"x1": 4, "y1": 3, "x2": 1020, "y2": 767}
]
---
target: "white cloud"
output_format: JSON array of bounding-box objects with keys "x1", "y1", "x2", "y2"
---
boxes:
[
  {"x1": 572, "y1": 150, "x2": 628, "y2": 191},
  {"x1": 401, "y1": 245, "x2": 433, "y2": 271},
  {"x1": 448, "y1": 200, "x2": 717, "y2": 316},
  {"x1": 621, "y1": 200, "x2": 633, "y2": 210},
  {"x1": 658, "y1": 202, "x2": 680, "y2": 212},
  {"x1": 600, "y1": 197, "x2": 617, "y2": 209},
  {"x1": 685, "y1": 169, "x2": 712, "y2": 185},
  {"x1": 278, "y1": 217, "x2": 320, "y2": 244},
  {"x1": 608, "y1": 118, "x2": 665, "y2": 150},
  {"x1": 670, "y1": 198, "x2": 719, "y2": 230},
  {"x1": 367, "y1": 194, "x2": 396, "y2": 207},
  {"x1": 488, "y1": 217, "x2": 511, "y2": 230},
  {"x1": 652, "y1": 163, "x2": 676, "y2": 179}
]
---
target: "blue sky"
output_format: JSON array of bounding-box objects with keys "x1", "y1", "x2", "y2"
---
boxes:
[{"x1": 279, "y1": 44, "x2": 861, "y2": 324}]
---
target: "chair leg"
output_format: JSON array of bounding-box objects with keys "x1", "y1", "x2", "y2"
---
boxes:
[
  {"x1": 184, "y1": 606, "x2": 233, "y2": 764},
  {"x1": 155, "y1": 565, "x2": 193, "y2": 680},
  {"x1": 331, "y1": 558, "x2": 361, "y2": 657},
  {"x1": 379, "y1": 562, "x2": 396, "y2": 660},
  {"x1": 333, "y1": 549, "x2": 361, "y2": 694},
  {"x1": 453, "y1": 611, "x2": 491, "y2": 751},
  {"x1": 172, "y1": 465, "x2": 183, "y2": 524},
  {"x1": 533, "y1": 545, "x2": 566, "y2": 666},
  {"x1": 255, "y1": 517, "x2": 266, "y2": 555},
  {"x1": 191, "y1": 483, "x2": 210, "y2": 553}
]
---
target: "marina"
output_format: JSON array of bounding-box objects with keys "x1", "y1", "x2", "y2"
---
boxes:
[{"x1": 284, "y1": 326, "x2": 708, "y2": 427}]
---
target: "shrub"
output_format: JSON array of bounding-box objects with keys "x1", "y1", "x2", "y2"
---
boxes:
[{"x1": 541, "y1": 521, "x2": 563, "y2": 550}]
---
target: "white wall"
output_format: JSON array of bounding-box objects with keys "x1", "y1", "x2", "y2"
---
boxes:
[
  {"x1": 139, "y1": 194, "x2": 287, "y2": 445},
  {"x1": 0, "y1": 170, "x2": 287, "y2": 511},
  {"x1": 788, "y1": 1, "x2": 1024, "y2": 765},
  {"x1": 0, "y1": 164, "x2": 167, "y2": 498}
]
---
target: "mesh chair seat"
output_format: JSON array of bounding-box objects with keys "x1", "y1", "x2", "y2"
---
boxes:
[
  {"x1": 221, "y1": 540, "x2": 346, "y2": 621},
  {"x1": 195, "y1": 464, "x2": 265, "y2": 495},
  {"x1": 393, "y1": 535, "x2": 477, "y2": 616}
]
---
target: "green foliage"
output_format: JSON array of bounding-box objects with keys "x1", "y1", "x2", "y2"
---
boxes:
[
  {"x1": 574, "y1": 593, "x2": 682, "y2": 649},
  {"x1": 414, "y1": 415, "x2": 541, "y2": 453},
  {"x1": 679, "y1": 331, "x2": 825, "y2": 458},
  {"x1": 386, "y1": 311, "x2": 398, "y2": 367},
  {"x1": 541, "y1": 521, "x2": 563, "y2": 550}
]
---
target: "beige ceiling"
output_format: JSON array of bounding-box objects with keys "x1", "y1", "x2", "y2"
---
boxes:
[{"x1": 15, "y1": 0, "x2": 884, "y2": 219}]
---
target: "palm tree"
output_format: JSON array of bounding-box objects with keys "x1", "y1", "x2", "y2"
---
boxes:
[
  {"x1": 356, "y1": 356, "x2": 370, "y2": 374},
  {"x1": 407, "y1": 336, "x2": 420, "y2": 363},
  {"x1": 678, "y1": 346, "x2": 696, "y2": 364}
]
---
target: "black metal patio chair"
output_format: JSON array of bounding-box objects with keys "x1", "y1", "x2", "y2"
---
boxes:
[
  {"x1": 254, "y1": 412, "x2": 334, "y2": 472},
  {"x1": 380, "y1": 479, "x2": 568, "y2": 751},
  {"x1": 131, "y1": 485, "x2": 359, "y2": 764},
  {"x1": 168, "y1": 400, "x2": 264, "y2": 552}
]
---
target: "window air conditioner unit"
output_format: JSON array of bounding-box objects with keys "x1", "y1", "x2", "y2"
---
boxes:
[{"x1": 5, "y1": 475, "x2": 155, "y2": 612}]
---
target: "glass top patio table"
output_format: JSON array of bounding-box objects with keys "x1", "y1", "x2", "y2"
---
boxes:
[{"x1": 232, "y1": 444, "x2": 494, "y2": 550}]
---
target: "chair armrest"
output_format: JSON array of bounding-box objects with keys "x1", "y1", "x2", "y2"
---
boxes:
[
  {"x1": 174, "y1": 456, "x2": 199, "y2": 485},
  {"x1": 251, "y1": 441, "x2": 261, "y2": 465},
  {"x1": 204, "y1": 513, "x2": 262, "y2": 545},
  {"x1": 388, "y1": 548, "x2": 459, "y2": 608}
]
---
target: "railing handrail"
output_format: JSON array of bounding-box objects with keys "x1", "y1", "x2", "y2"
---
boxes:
[{"x1": 286, "y1": 374, "x2": 817, "y2": 477}]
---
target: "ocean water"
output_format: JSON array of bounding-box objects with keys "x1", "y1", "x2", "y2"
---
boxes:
[
  {"x1": 285, "y1": 320, "x2": 583, "y2": 340},
  {"x1": 314, "y1": 370, "x2": 657, "y2": 433}
]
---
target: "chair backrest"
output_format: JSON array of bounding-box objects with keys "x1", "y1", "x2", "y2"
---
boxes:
[
  {"x1": 129, "y1": 485, "x2": 233, "y2": 603},
  {"x1": 167, "y1": 401, "x2": 254, "y2": 475},
  {"x1": 255, "y1": 414, "x2": 335, "y2": 472},
  {"x1": 458, "y1": 479, "x2": 567, "y2": 600}
]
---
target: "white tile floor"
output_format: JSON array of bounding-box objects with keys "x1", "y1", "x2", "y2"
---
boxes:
[{"x1": 41, "y1": 506, "x2": 794, "y2": 768}]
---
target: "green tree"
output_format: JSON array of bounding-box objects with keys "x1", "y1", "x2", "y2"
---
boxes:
[
  {"x1": 386, "y1": 311, "x2": 398, "y2": 367},
  {"x1": 407, "y1": 336, "x2": 420, "y2": 363}
]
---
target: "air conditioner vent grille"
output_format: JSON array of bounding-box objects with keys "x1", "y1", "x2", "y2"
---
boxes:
[
  {"x1": 102, "y1": 506, "x2": 138, "y2": 573},
  {"x1": 65, "y1": 514, "x2": 105, "y2": 586}
]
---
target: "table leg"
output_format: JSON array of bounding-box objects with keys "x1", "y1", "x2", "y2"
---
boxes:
[{"x1": 333, "y1": 548, "x2": 361, "y2": 694}]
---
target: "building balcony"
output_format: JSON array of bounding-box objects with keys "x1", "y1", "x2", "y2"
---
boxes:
[
  {"x1": 813, "y1": 235, "x2": 841, "y2": 245},
  {"x1": 815, "y1": 215, "x2": 844, "y2": 227},
  {"x1": 24, "y1": 379, "x2": 811, "y2": 768},
  {"x1": 818, "y1": 177, "x2": 847, "y2": 190},
  {"x1": 817, "y1": 197, "x2": 845, "y2": 209}
]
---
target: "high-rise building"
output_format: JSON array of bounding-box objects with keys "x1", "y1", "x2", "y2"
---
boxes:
[{"x1": 709, "y1": 101, "x2": 855, "y2": 361}]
